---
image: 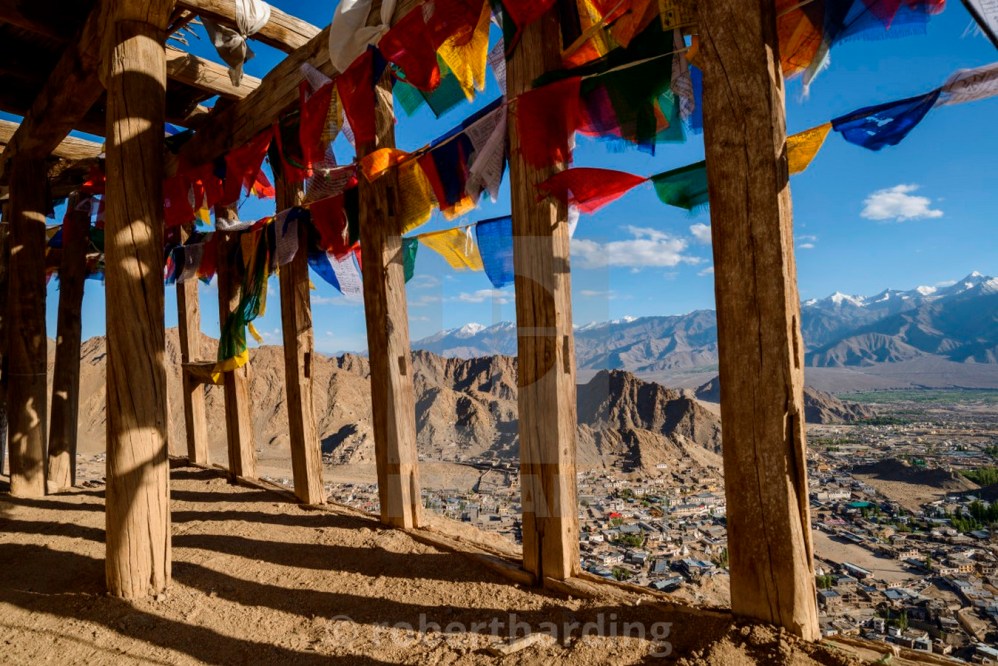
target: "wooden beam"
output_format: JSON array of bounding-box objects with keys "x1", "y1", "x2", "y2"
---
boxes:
[
  {"x1": 0, "y1": 0, "x2": 107, "y2": 182},
  {"x1": 697, "y1": 0, "x2": 819, "y2": 640},
  {"x1": 506, "y1": 7, "x2": 580, "y2": 582},
  {"x1": 46, "y1": 193, "x2": 89, "y2": 491},
  {"x1": 165, "y1": 45, "x2": 261, "y2": 99},
  {"x1": 175, "y1": 0, "x2": 320, "y2": 52},
  {"x1": 176, "y1": 226, "x2": 209, "y2": 465},
  {"x1": 215, "y1": 206, "x2": 257, "y2": 481},
  {"x1": 103, "y1": 6, "x2": 173, "y2": 599},
  {"x1": 276, "y1": 178, "x2": 324, "y2": 505},
  {"x1": 0, "y1": 119, "x2": 102, "y2": 161},
  {"x1": 5, "y1": 155, "x2": 48, "y2": 497},
  {"x1": 175, "y1": 0, "x2": 421, "y2": 171},
  {"x1": 357, "y1": 67, "x2": 422, "y2": 530}
]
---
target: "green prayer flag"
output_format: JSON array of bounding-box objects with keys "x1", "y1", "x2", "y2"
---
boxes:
[
  {"x1": 650, "y1": 161, "x2": 709, "y2": 211},
  {"x1": 403, "y1": 237, "x2": 418, "y2": 283}
]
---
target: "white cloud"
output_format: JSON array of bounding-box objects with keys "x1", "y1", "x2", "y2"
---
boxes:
[
  {"x1": 579, "y1": 289, "x2": 615, "y2": 298},
  {"x1": 689, "y1": 223, "x2": 712, "y2": 244},
  {"x1": 698, "y1": 266, "x2": 714, "y2": 277},
  {"x1": 448, "y1": 289, "x2": 512, "y2": 305},
  {"x1": 407, "y1": 275, "x2": 441, "y2": 289},
  {"x1": 798, "y1": 243, "x2": 815, "y2": 250},
  {"x1": 861, "y1": 184, "x2": 943, "y2": 222},
  {"x1": 571, "y1": 226, "x2": 701, "y2": 270},
  {"x1": 313, "y1": 294, "x2": 362, "y2": 306},
  {"x1": 409, "y1": 294, "x2": 442, "y2": 307}
]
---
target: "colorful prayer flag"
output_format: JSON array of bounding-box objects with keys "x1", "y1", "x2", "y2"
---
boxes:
[
  {"x1": 831, "y1": 89, "x2": 941, "y2": 151},
  {"x1": 514, "y1": 76, "x2": 582, "y2": 168},
  {"x1": 937, "y1": 62, "x2": 998, "y2": 106},
  {"x1": 787, "y1": 123, "x2": 832, "y2": 174},
  {"x1": 475, "y1": 216, "x2": 515, "y2": 288},
  {"x1": 650, "y1": 161, "x2": 708, "y2": 210},
  {"x1": 536, "y1": 168, "x2": 647, "y2": 213},
  {"x1": 419, "y1": 226, "x2": 485, "y2": 270}
]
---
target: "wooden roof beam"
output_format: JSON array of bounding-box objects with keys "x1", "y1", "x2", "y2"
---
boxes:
[
  {"x1": 175, "y1": 0, "x2": 320, "y2": 53},
  {"x1": 0, "y1": 0, "x2": 107, "y2": 183},
  {"x1": 0, "y1": 119, "x2": 102, "y2": 161},
  {"x1": 176, "y1": 0, "x2": 420, "y2": 170},
  {"x1": 166, "y1": 45, "x2": 261, "y2": 99}
]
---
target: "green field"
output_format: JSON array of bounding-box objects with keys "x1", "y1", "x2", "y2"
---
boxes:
[{"x1": 841, "y1": 388, "x2": 998, "y2": 406}]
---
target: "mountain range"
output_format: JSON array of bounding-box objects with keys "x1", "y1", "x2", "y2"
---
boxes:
[{"x1": 414, "y1": 273, "x2": 998, "y2": 388}]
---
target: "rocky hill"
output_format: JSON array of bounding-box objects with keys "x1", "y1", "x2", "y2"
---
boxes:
[
  {"x1": 693, "y1": 376, "x2": 875, "y2": 424},
  {"x1": 66, "y1": 331, "x2": 723, "y2": 475}
]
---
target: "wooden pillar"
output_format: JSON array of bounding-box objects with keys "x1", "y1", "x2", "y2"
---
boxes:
[
  {"x1": 276, "y1": 178, "x2": 324, "y2": 504},
  {"x1": 47, "y1": 193, "x2": 90, "y2": 490},
  {"x1": 697, "y1": 0, "x2": 819, "y2": 640},
  {"x1": 507, "y1": 8, "x2": 580, "y2": 581},
  {"x1": 215, "y1": 206, "x2": 256, "y2": 480},
  {"x1": 0, "y1": 209, "x2": 9, "y2": 477},
  {"x1": 102, "y1": 13, "x2": 172, "y2": 599},
  {"x1": 5, "y1": 156, "x2": 49, "y2": 498},
  {"x1": 357, "y1": 69, "x2": 422, "y2": 529},
  {"x1": 176, "y1": 225, "x2": 209, "y2": 465}
]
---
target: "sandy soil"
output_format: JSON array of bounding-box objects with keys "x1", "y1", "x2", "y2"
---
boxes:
[{"x1": 0, "y1": 462, "x2": 871, "y2": 666}]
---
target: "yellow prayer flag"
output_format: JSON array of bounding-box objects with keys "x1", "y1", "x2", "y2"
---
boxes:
[
  {"x1": 418, "y1": 227, "x2": 484, "y2": 271},
  {"x1": 398, "y1": 161, "x2": 438, "y2": 234},
  {"x1": 441, "y1": 194, "x2": 478, "y2": 221},
  {"x1": 438, "y1": 1, "x2": 491, "y2": 101},
  {"x1": 360, "y1": 147, "x2": 409, "y2": 182},
  {"x1": 787, "y1": 122, "x2": 831, "y2": 175}
]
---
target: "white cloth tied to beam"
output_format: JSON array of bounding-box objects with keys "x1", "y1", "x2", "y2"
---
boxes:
[
  {"x1": 327, "y1": 0, "x2": 397, "y2": 73},
  {"x1": 936, "y1": 61, "x2": 998, "y2": 107},
  {"x1": 203, "y1": 0, "x2": 272, "y2": 86}
]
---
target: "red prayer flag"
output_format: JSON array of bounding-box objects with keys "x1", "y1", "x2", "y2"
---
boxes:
[
  {"x1": 223, "y1": 128, "x2": 273, "y2": 205},
  {"x1": 502, "y1": 0, "x2": 558, "y2": 32},
  {"x1": 537, "y1": 167, "x2": 647, "y2": 213},
  {"x1": 379, "y1": 9, "x2": 442, "y2": 91},
  {"x1": 336, "y1": 48, "x2": 378, "y2": 147},
  {"x1": 514, "y1": 76, "x2": 582, "y2": 168},
  {"x1": 299, "y1": 81, "x2": 336, "y2": 173},
  {"x1": 163, "y1": 175, "x2": 195, "y2": 227},
  {"x1": 309, "y1": 194, "x2": 353, "y2": 259}
]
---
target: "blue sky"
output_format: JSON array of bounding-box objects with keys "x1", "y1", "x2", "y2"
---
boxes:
[{"x1": 30, "y1": 2, "x2": 998, "y2": 353}]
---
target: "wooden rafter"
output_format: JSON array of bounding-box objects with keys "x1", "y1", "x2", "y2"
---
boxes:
[
  {"x1": 175, "y1": 0, "x2": 320, "y2": 53},
  {"x1": 0, "y1": 0, "x2": 107, "y2": 182},
  {"x1": 0, "y1": 119, "x2": 102, "y2": 161},
  {"x1": 176, "y1": 0, "x2": 420, "y2": 171},
  {"x1": 166, "y1": 45, "x2": 261, "y2": 99}
]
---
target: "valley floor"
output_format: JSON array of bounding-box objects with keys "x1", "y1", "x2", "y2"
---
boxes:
[{"x1": 0, "y1": 463, "x2": 922, "y2": 666}]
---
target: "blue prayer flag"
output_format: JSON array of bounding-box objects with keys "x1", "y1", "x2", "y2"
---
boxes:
[
  {"x1": 475, "y1": 216, "x2": 514, "y2": 289},
  {"x1": 831, "y1": 89, "x2": 941, "y2": 151}
]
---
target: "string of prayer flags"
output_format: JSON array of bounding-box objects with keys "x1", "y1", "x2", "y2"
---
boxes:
[
  {"x1": 438, "y1": 0, "x2": 493, "y2": 100},
  {"x1": 787, "y1": 122, "x2": 832, "y2": 174},
  {"x1": 379, "y1": 6, "x2": 442, "y2": 91},
  {"x1": 419, "y1": 133, "x2": 477, "y2": 219},
  {"x1": 514, "y1": 76, "x2": 582, "y2": 168},
  {"x1": 537, "y1": 167, "x2": 647, "y2": 212},
  {"x1": 403, "y1": 237, "x2": 419, "y2": 283},
  {"x1": 936, "y1": 61, "x2": 998, "y2": 106},
  {"x1": 831, "y1": 89, "x2": 941, "y2": 151},
  {"x1": 419, "y1": 226, "x2": 485, "y2": 270},
  {"x1": 474, "y1": 216, "x2": 514, "y2": 288},
  {"x1": 650, "y1": 161, "x2": 709, "y2": 211}
]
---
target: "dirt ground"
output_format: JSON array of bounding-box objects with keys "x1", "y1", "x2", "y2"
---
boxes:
[{"x1": 0, "y1": 463, "x2": 916, "y2": 665}]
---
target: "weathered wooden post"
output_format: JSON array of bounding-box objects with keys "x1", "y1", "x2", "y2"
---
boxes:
[
  {"x1": 0, "y1": 206, "x2": 10, "y2": 477},
  {"x1": 47, "y1": 192, "x2": 90, "y2": 490},
  {"x1": 176, "y1": 225, "x2": 209, "y2": 465},
  {"x1": 102, "y1": 0, "x2": 174, "y2": 598},
  {"x1": 276, "y1": 176, "x2": 324, "y2": 504},
  {"x1": 215, "y1": 205, "x2": 257, "y2": 481},
  {"x1": 357, "y1": 67, "x2": 423, "y2": 529},
  {"x1": 5, "y1": 156, "x2": 49, "y2": 498},
  {"x1": 697, "y1": 0, "x2": 820, "y2": 640},
  {"x1": 507, "y1": 7, "x2": 581, "y2": 581}
]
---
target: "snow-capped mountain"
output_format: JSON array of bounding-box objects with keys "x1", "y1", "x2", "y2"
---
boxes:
[{"x1": 413, "y1": 273, "x2": 998, "y2": 370}]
